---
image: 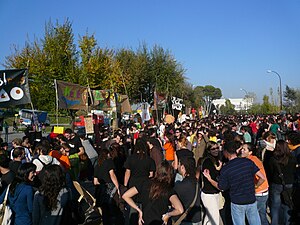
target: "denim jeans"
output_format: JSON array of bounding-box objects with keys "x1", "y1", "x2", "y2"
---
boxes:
[
  {"x1": 256, "y1": 194, "x2": 269, "y2": 225},
  {"x1": 270, "y1": 183, "x2": 292, "y2": 225},
  {"x1": 231, "y1": 202, "x2": 261, "y2": 225}
]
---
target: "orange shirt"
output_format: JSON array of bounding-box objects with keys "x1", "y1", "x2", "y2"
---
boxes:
[
  {"x1": 164, "y1": 142, "x2": 175, "y2": 161},
  {"x1": 248, "y1": 155, "x2": 269, "y2": 194},
  {"x1": 49, "y1": 150, "x2": 71, "y2": 170}
]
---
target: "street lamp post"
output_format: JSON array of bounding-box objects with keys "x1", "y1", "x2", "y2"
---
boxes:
[
  {"x1": 267, "y1": 70, "x2": 282, "y2": 111},
  {"x1": 240, "y1": 88, "x2": 249, "y2": 111}
]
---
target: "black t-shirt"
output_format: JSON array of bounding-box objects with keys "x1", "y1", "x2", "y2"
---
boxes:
[
  {"x1": 0, "y1": 170, "x2": 15, "y2": 195},
  {"x1": 136, "y1": 180, "x2": 175, "y2": 225},
  {"x1": 67, "y1": 135, "x2": 83, "y2": 155},
  {"x1": 94, "y1": 158, "x2": 115, "y2": 184},
  {"x1": 269, "y1": 156, "x2": 297, "y2": 184},
  {"x1": 124, "y1": 154, "x2": 156, "y2": 188},
  {"x1": 9, "y1": 161, "x2": 22, "y2": 174},
  {"x1": 174, "y1": 176, "x2": 201, "y2": 223},
  {"x1": 201, "y1": 157, "x2": 220, "y2": 194}
]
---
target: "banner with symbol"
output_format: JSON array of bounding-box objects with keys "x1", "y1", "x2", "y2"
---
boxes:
[
  {"x1": 56, "y1": 80, "x2": 88, "y2": 110},
  {"x1": 0, "y1": 69, "x2": 31, "y2": 107}
]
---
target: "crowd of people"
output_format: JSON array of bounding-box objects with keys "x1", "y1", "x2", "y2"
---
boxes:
[{"x1": 0, "y1": 112, "x2": 299, "y2": 225}]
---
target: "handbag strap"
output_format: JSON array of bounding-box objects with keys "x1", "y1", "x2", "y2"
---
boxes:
[
  {"x1": 3, "y1": 185, "x2": 10, "y2": 206},
  {"x1": 173, "y1": 182, "x2": 199, "y2": 225}
]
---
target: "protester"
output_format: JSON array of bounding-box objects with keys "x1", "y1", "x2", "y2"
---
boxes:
[
  {"x1": 0, "y1": 163, "x2": 36, "y2": 225},
  {"x1": 122, "y1": 161, "x2": 184, "y2": 225},
  {"x1": 193, "y1": 129, "x2": 209, "y2": 164},
  {"x1": 124, "y1": 139, "x2": 155, "y2": 188},
  {"x1": 32, "y1": 164, "x2": 71, "y2": 225},
  {"x1": 9, "y1": 146, "x2": 24, "y2": 174},
  {"x1": 175, "y1": 156, "x2": 202, "y2": 225},
  {"x1": 0, "y1": 154, "x2": 15, "y2": 195},
  {"x1": 163, "y1": 133, "x2": 176, "y2": 163},
  {"x1": 147, "y1": 137, "x2": 163, "y2": 170},
  {"x1": 109, "y1": 142, "x2": 126, "y2": 185},
  {"x1": 10, "y1": 138, "x2": 32, "y2": 162},
  {"x1": 32, "y1": 144, "x2": 60, "y2": 174},
  {"x1": 79, "y1": 135, "x2": 98, "y2": 167},
  {"x1": 63, "y1": 128, "x2": 85, "y2": 180},
  {"x1": 173, "y1": 135, "x2": 194, "y2": 182},
  {"x1": 240, "y1": 126, "x2": 252, "y2": 144},
  {"x1": 268, "y1": 140, "x2": 296, "y2": 225},
  {"x1": 201, "y1": 141, "x2": 223, "y2": 225},
  {"x1": 94, "y1": 148, "x2": 121, "y2": 225},
  {"x1": 203, "y1": 141, "x2": 266, "y2": 225},
  {"x1": 240, "y1": 143, "x2": 269, "y2": 225},
  {"x1": 49, "y1": 143, "x2": 71, "y2": 171}
]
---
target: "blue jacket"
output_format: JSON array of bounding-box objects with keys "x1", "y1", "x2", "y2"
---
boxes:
[{"x1": 0, "y1": 183, "x2": 34, "y2": 225}]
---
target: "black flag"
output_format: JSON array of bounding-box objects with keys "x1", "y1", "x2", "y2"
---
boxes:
[{"x1": 0, "y1": 69, "x2": 31, "y2": 107}]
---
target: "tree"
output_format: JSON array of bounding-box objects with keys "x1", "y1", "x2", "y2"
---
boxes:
[
  {"x1": 202, "y1": 85, "x2": 222, "y2": 115},
  {"x1": 260, "y1": 95, "x2": 278, "y2": 114},
  {"x1": 2, "y1": 20, "x2": 193, "y2": 112},
  {"x1": 284, "y1": 85, "x2": 296, "y2": 107},
  {"x1": 219, "y1": 99, "x2": 236, "y2": 115},
  {"x1": 283, "y1": 85, "x2": 300, "y2": 113}
]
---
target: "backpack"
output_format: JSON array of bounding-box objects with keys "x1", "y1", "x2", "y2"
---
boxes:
[{"x1": 36, "y1": 157, "x2": 53, "y2": 177}]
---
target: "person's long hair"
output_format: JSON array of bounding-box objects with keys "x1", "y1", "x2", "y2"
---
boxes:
[
  {"x1": 39, "y1": 164, "x2": 66, "y2": 211},
  {"x1": 263, "y1": 131, "x2": 276, "y2": 142},
  {"x1": 203, "y1": 141, "x2": 219, "y2": 165},
  {"x1": 109, "y1": 142, "x2": 121, "y2": 159},
  {"x1": 10, "y1": 163, "x2": 36, "y2": 195},
  {"x1": 98, "y1": 148, "x2": 110, "y2": 166},
  {"x1": 273, "y1": 140, "x2": 291, "y2": 166},
  {"x1": 133, "y1": 138, "x2": 148, "y2": 159},
  {"x1": 149, "y1": 161, "x2": 173, "y2": 200},
  {"x1": 165, "y1": 133, "x2": 175, "y2": 149},
  {"x1": 177, "y1": 136, "x2": 188, "y2": 149}
]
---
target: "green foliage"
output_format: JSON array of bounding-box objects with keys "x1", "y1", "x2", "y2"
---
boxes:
[
  {"x1": 283, "y1": 85, "x2": 300, "y2": 113},
  {"x1": 248, "y1": 95, "x2": 280, "y2": 115},
  {"x1": 3, "y1": 19, "x2": 218, "y2": 113},
  {"x1": 203, "y1": 85, "x2": 222, "y2": 114},
  {"x1": 220, "y1": 99, "x2": 236, "y2": 115}
]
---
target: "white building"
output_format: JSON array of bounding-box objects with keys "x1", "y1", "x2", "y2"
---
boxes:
[{"x1": 212, "y1": 98, "x2": 253, "y2": 111}]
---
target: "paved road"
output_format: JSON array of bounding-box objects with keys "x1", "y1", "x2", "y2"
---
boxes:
[{"x1": 1, "y1": 131, "x2": 49, "y2": 148}]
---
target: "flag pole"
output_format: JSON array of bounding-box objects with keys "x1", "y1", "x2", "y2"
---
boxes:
[{"x1": 54, "y1": 79, "x2": 59, "y2": 126}]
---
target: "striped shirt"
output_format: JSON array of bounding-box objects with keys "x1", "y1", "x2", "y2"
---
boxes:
[{"x1": 218, "y1": 157, "x2": 259, "y2": 205}]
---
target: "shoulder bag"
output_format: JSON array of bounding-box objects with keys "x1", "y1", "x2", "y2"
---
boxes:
[
  {"x1": 173, "y1": 182, "x2": 199, "y2": 225},
  {"x1": 0, "y1": 185, "x2": 13, "y2": 225},
  {"x1": 274, "y1": 161, "x2": 294, "y2": 209}
]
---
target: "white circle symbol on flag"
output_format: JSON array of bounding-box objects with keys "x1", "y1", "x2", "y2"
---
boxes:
[{"x1": 10, "y1": 87, "x2": 24, "y2": 100}]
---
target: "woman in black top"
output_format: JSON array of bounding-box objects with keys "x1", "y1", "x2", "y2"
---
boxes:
[
  {"x1": 122, "y1": 161, "x2": 184, "y2": 225},
  {"x1": 201, "y1": 141, "x2": 223, "y2": 225},
  {"x1": 268, "y1": 140, "x2": 296, "y2": 225},
  {"x1": 123, "y1": 139, "x2": 156, "y2": 188},
  {"x1": 173, "y1": 135, "x2": 194, "y2": 182},
  {"x1": 94, "y1": 148, "x2": 120, "y2": 225}
]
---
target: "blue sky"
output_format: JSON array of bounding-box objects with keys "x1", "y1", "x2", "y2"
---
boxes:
[{"x1": 1, "y1": 0, "x2": 299, "y2": 103}]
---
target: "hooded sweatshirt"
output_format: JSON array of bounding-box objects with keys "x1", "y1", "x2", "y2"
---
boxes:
[{"x1": 32, "y1": 155, "x2": 60, "y2": 172}]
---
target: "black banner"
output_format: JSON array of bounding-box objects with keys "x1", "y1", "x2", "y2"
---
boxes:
[{"x1": 0, "y1": 69, "x2": 31, "y2": 107}]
